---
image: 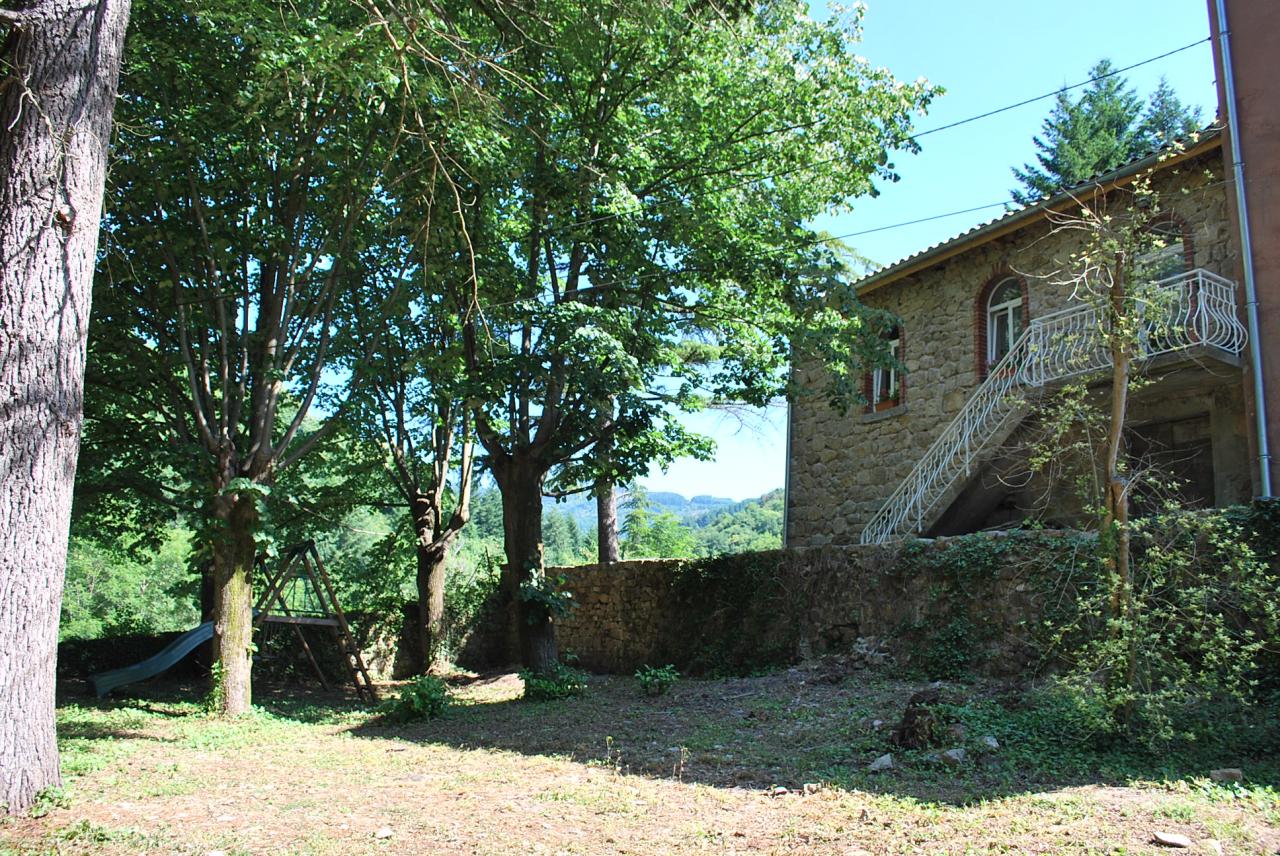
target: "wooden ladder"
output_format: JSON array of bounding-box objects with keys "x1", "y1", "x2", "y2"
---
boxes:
[{"x1": 254, "y1": 541, "x2": 379, "y2": 704}]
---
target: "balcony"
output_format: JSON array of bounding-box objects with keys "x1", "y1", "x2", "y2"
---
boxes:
[{"x1": 858, "y1": 268, "x2": 1248, "y2": 545}]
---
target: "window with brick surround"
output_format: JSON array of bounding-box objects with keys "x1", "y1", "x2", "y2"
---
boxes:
[
  {"x1": 975, "y1": 273, "x2": 1030, "y2": 379},
  {"x1": 986, "y1": 277, "x2": 1024, "y2": 367},
  {"x1": 865, "y1": 326, "x2": 903, "y2": 412}
]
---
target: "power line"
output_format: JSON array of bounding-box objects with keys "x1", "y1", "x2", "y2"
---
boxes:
[
  {"x1": 825, "y1": 200, "x2": 1012, "y2": 240},
  {"x1": 475, "y1": 171, "x2": 1237, "y2": 311},
  {"x1": 503, "y1": 37, "x2": 1213, "y2": 244},
  {"x1": 911, "y1": 37, "x2": 1212, "y2": 140}
]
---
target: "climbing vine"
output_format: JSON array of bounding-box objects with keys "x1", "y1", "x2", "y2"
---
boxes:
[{"x1": 665, "y1": 551, "x2": 795, "y2": 675}]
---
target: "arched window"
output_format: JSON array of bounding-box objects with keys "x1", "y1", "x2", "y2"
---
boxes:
[{"x1": 986, "y1": 277, "x2": 1024, "y2": 368}]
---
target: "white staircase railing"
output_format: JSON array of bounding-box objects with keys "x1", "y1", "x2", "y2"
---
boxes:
[{"x1": 858, "y1": 269, "x2": 1247, "y2": 545}]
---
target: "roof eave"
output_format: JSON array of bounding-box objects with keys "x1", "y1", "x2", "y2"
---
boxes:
[{"x1": 855, "y1": 131, "x2": 1224, "y2": 296}]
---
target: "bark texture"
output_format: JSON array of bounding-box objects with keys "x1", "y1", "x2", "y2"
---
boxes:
[
  {"x1": 210, "y1": 494, "x2": 258, "y2": 716},
  {"x1": 496, "y1": 459, "x2": 557, "y2": 672},
  {"x1": 596, "y1": 482, "x2": 619, "y2": 564},
  {"x1": 0, "y1": 0, "x2": 131, "y2": 813},
  {"x1": 415, "y1": 541, "x2": 448, "y2": 670},
  {"x1": 412, "y1": 492, "x2": 449, "y2": 671}
]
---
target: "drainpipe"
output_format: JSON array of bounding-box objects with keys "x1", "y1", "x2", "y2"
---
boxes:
[{"x1": 1215, "y1": 0, "x2": 1273, "y2": 498}]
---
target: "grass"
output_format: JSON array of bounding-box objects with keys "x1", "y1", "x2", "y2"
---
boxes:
[{"x1": 0, "y1": 670, "x2": 1276, "y2": 854}]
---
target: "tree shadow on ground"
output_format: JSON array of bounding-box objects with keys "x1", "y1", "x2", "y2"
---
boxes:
[
  {"x1": 56, "y1": 719, "x2": 172, "y2": 743},
  {"x1": 345, "y1": 669, "x2": 1280, "y2": 807}
]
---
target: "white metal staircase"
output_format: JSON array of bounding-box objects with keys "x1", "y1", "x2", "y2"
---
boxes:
[{"x1": 858, "y1": 269, "x2": 1248, "y2": 545}]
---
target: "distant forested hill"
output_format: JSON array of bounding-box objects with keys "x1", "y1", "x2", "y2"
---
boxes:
[
  {"x1": 690, "y1": 489, "x2": 784, "y2": 556},
  {"x1": 545, "y1": 490, "x2": 737, "y2": 530},
  {"x1": 532, "y1": 485, "x2": 781, "y2": 561}
]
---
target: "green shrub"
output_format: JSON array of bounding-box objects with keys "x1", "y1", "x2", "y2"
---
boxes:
[
  {"x1": 916, "y1": 616, "x2": 978, "y2": 681},
  {"x1": 518, "y1": 574, "x2": 576, "y2": 622},
  {"x1": 1042, "y1": 503, "x2": 1280, "y2": 751},
  {"x1": 634, "y1": 664, "x2": 680, "y2": 696},
  {"x1": 381, "y1": 675, "x2": 452, "y2": 721},
  {"x1": 520, "y1": 663, "x2": 588, "y2": 701},
  {"x1": 202, "y1": 661, "x2": 227, "y2": 715},
  {"x1": 440, "y1": 548, "x2": 503, "y2": 660}
]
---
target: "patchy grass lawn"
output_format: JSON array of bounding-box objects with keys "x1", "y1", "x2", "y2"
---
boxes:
[{"x1": 2, "y1": 668, "x2": 1277, "y2": 855}]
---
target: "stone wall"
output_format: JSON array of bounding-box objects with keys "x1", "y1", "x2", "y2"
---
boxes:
[
  {"x1": 551, "y1": 533, "x2": 1078, "y2": 677},
  {"x1": 787, "y1": 148, "x2": 1245, "y2": 546}
]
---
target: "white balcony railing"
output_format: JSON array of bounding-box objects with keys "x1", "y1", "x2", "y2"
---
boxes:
[{"x1": 858, "y1": 268, "x2": 1248, "y2": 546}]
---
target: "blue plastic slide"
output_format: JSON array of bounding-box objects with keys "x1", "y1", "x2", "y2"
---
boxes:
[{"x1": 90, "y1": 621, "x2": 215, "y2": 697}]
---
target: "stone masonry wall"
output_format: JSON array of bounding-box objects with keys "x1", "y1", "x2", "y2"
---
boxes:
[
  {"x1": 787, "y1": 150, "x2": 1240, "y2": 546},
  {"x1": 551, "y1": 533, "x2": 1068, "y2": 677}
]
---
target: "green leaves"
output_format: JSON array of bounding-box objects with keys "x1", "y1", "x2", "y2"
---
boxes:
[
  {"x1": 518, "y1": 574, "x2": 576, "y2": 623},
  {"x1": 220, "y1": 478, "x2": 269, "y2": 498},
  {"x1": 454, "y1": 0, "x2": 935, "y2": 493},
  {"x1": 380, "y1": 675, "x2": 452, "y2": 721}
]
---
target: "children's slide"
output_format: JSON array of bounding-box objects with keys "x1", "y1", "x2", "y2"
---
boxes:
[{"x1": 90, "y1": 621, "x2": 214, "y2": 698}]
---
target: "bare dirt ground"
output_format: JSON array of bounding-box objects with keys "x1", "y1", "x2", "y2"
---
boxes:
[{"x1": 1, "y1": 668, "x2": 1276, "y2": 855}]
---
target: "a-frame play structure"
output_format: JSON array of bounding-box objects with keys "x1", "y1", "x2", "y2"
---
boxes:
[
  {"x1": 254, "y1": 540, "x2": 378, "y2": 703},
  {"x1": 91, "y1": 540, "x2": 379, "y2": 701}
]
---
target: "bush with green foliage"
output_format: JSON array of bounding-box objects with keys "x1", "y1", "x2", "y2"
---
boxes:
[
  {"x1": 634, "y1": 664, "x2": 680, "y2": 696},
  {"x1": 520, "y1": 663, "x2": 588, "y2": 701},
  {"x1": 381, "y1": 675, "x2": 452, "y2": 722},
  {"x1": 61, "y1": 530, "x2": 200, "y2": 641},
  {"x1": 889, "y1": 504, "x2": 1280, "y2": 753},
  {"x1": 439, "y1": 544, "x2": 503, "y2": 656},
  {"x1": 1047, "y1": 503, "x2": 1280, "y2": 750},
  {"x1": 518, "y1": 574, "x2": 576, "y2": 623}
]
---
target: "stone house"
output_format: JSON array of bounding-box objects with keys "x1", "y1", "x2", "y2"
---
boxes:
[{"x1": 785, "y1": 129, "x2": 1263, "y2": 546}]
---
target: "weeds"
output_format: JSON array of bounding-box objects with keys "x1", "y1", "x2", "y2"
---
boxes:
[
  {"x1": 520, "y1": 663, "x2": 588, "y2": 701},
  {"x1": 634, "y1": 664, "x2": 680, "y2": 696},
  {"x1": 380, "y1": 674, "x2": 452, "y2": 721}
]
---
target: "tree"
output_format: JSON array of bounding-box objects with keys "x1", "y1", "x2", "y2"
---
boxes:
[
  {"x1": 457, "y1": 0, "x2": 934, "y2": 672},
  {"x1": 543, "y1": 507, "x2": 590, "y2": 565},
  {"x1": 1137, "y1": 77, "x2": 1203, "y2": 147},
  {"x1": 595, "y1": 442, "x2": 621, "y2": 563},
  {"x1": 62, "y1": 529, "x2": 198, "y2": 641},
  {"x1": 693, "y1": 489, "x2": 784, "y2": 555},
  {"x1": 620, "y1": 488, "x2": 698, "y2": 559},
  {"x1": 1012, "y1": 61, "x2": 1201, "y2": 205},
  {"x1": 339, "y1": 237, "x2": 477, "y2": 672},
  {"x1": 1039, "y1": 154, "x2": 1203, "y2": 723},
  {"x1": 0, "y1": 0, "x2": 132, "y2": 813},
  {"x1": 87, "y1": 0, "x2": 480, "y2": 713}
]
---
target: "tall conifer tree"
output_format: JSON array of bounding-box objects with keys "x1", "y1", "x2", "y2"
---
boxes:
[{"x1": 1012, "y1": 61, "x2": 1200, "y2": 205}]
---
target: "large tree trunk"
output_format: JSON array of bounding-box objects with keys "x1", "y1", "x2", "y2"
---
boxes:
[
  {"x1": 210, "y1": 493, "x2": 258, "y2": 716},
  {"x1": 415, "y1": 541, "x2": 448, "y2": 672},
  {"x1": 412, "y1": 495, "x2": 448, "y2": 672},
  {"x1": 496, "y1": 459, "x2": 557, "y2": 672},
  {"x1": 596, "y1": 482, "x2": 619, "y2": 564},
  {"x1": 0, "y1": 0, "x2": 131, "y2": 814}
]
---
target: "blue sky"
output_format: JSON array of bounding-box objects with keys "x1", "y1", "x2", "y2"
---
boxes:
[{"x1": 640, "y1": 0, "x2": 1220, "y2": 501}]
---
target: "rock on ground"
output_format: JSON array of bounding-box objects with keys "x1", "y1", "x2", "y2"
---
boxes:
[{"x1": 1152, "y1": 831, "x2": 1193, "y2": 848}]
